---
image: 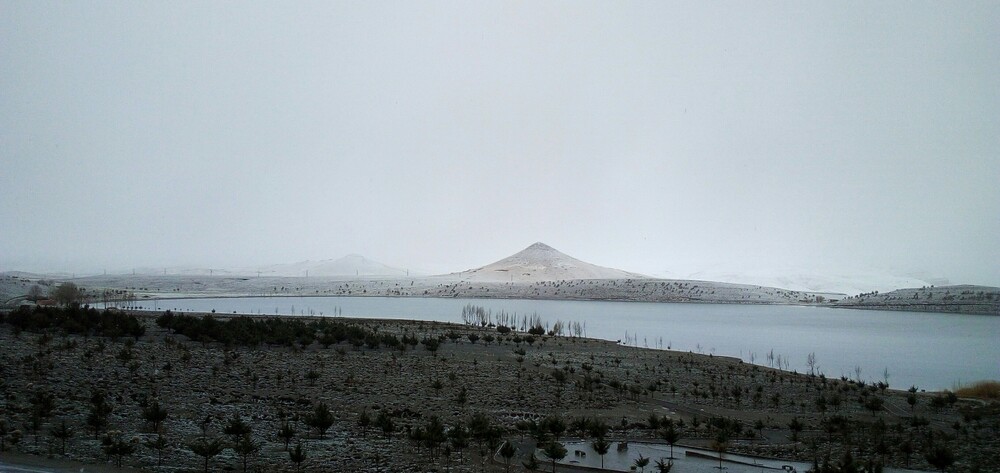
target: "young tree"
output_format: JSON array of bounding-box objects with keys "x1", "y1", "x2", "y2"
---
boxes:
[
  {"x1": 27, "y1": 410, "x2": 44, "y2": 446},
  {"x1": 233, "y1": 434, "x2": 260, "y2": 473},
  {"x1": 142, "y1": 401, "x2": 169, "y2": 433},
  {"x1": 289, "y1": 442, "x2": 307, "y2": 472},
  {"x1": 592, "y1": 438, "x2": 611, "y2": 468},
  {"x1": 448, "y1": 421, "x2": 470, "y2": 464},
  {"x1": 542, "y1": 441, "x2": 567, "y2": 473},
  {"x1": 661, "y1": 424, "x2": 680, "y2": 459},
  {"x1": 278, "y1": 421, "x2": 296, "y2": 450},
  {"x1": 30, "y1": 390, "x2": 55, "y2": 422},
  {"x1": 51, "y1": 282, "x2": 83, "y2": 305},
  {"x1": 306, "y1": 402, "x2": 334, "y2": 439},
  {"x1": 899, "y1": 439, "x2": 914, "y2": 467},
  {"x1": 103, "y1": 432, "x2": 136, "y2": 468},
  {"x1": 422, "y1": 337, "x2": 440, "y2": 356},
  {"x1": 7, "y1": 428, "x2": 22, "y2": 451},
  {"x1": 655, "y1": 457, "x2": 674, "y2": 473},
  {"x1": 419, "y1": 416, "x2": 447, "y2": 457},
  {"x1": 223, "y1": 414, "x2": 252, "y2": 444},
  {"x1": 788, "y1": 417, "x2": 804, "y2": 442},
  {"x1": 50, "y1": 419, "x2": 73, "y2": 455},
  {"x1": 143, "y1": 434, "x2": 169, "y2": 466},
  {"x1": 357, "y1": 410, "x2": 371, "y2": 436},
  {"x1": 865, "y1": 396, "x2": 884, "y2": 416},
  {"x1": 306, "y1": 370, "x2": 320, "y2": 386},
  {"x1": 570, "y1": 416, "x2": 590, "y2": 439},
  {"x1": 711, "y1": 431, "x2": 729, "y2": 470},
  {"x1": 0, "y1": 420, "x2": 8, "y2": 452},
  {"x1": 499, "y1": 440, "x2": 517, "y2": 473},
  {"x1": 523, "y1": 452, "x2": 541, "y2": 471},
  {"x1": 27, "y1": 285, "x2": 44, "y2": 302},
  {"x1": 907, "y1": 386, "x2": 919, "y2": 412},
  {"x1": 189, "y1": 437, "x2": 224, "y2": 473},
  {"x1": 634, "y1": 454, "x2": 650, "y2": 472},
  {"x1": 540, "y1": 415, "x2": 567, "y2": 442},
  {"x1": 87, "y1": 391, "x2": 113, "y2": 439},
  {"x1": 376, "y1": 411, "x2": 394, "y2": 443},
  {"x1": 550, "y1": 369, "x2": 567, "y2": 385},
  {"x1": 924, "y1": 445, "x2": 956, "y2": 472}
]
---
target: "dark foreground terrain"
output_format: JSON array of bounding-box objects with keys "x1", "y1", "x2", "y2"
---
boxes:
[{"x1": 0, "y1": 305, "x2": 997, "y2": 472}]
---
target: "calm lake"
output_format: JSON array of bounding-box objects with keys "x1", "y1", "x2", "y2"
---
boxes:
[{"x1": 131, "y1": 296, "x2": 999, "y2": 391}]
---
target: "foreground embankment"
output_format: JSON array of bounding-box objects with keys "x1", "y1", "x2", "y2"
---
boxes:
[{"x1": 0, "y1": 306, "x2": 997, "y2": 472}]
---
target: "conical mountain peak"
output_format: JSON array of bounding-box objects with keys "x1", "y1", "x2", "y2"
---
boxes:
[
  {"x1": 453, "y1": 243, "x2": 647, "y2": 282},
  {"x1": 525, "y1": 242, "x2": 556, "y2": 251}
]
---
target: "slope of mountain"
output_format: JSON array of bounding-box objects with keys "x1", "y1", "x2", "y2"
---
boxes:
[
  {"x1": 833, "y1": 284, "x2": 1000, "y2": 315},
  {"x1": 656, "y1": 268, "x2": 951, "y2": 296},
  {"x1": 447, "y1": 242, "x2": 647, "y2": 282}
]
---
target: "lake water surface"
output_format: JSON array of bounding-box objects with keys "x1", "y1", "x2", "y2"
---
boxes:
[{"x1": 131, "y1": 296, "x2": 999, "y2": 391}]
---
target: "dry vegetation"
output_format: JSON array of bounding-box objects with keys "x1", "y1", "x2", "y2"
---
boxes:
[{"x1": 954, "y1": 381, "x2": 1000, "y2": 401}]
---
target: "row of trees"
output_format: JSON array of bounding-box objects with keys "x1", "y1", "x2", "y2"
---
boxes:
[
  {"x1": 1, "y1": 304, "x2": 145, "y2": 339},
  {"x1": 156, "y1": 311, "x2": 524, "y2": 355},
  {"x1": 156, "y1": 312, "x2": 389, "y2": 348}
]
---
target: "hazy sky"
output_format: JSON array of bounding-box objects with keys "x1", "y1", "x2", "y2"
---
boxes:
[{"x1": 2, "y1": 1, "x2": 998, "y2": 286}]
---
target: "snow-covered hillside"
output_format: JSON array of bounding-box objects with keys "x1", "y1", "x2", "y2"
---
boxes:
[
  {"x1": 242, "y1": 254, "x2": 410, "y2": 278},
  {"x1": 660, "y1": 269, "x2": 950, "y2": 296},
  {"x1": 447, "y1": 242, "x2": 647, "y2": 282}
]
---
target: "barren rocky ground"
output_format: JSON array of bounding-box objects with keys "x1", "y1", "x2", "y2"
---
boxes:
[{"x1": 1, "y1": 309, "x2": 997, "y2": 472}]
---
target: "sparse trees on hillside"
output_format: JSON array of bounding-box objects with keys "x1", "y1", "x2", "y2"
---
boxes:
[{"x1": 306, "y1": 402, "x2": 334, "y2": 439}]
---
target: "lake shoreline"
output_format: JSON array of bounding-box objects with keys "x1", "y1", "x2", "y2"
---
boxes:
[
  {"x1": 6, "y1": 273, "x2": 997, "y2": 316},
  {"x1": 117, "y1": 295, "x2": 1000, "y2": 391}
]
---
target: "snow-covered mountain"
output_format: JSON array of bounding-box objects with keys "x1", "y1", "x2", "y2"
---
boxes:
[{"x1": 447, "y1": 242, "x2": 647, "y2": 282}]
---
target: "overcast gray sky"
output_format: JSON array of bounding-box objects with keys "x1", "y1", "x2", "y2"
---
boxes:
[{"x1": 2, "y1": 1, "x2": 998, "y2": 286}]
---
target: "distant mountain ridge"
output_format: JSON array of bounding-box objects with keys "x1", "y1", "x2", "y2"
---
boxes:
[
  {"x1": 244, "y1": 254, "x2": 410, "y2": 277},
  {"x1": 447, "y1": 242, "x2": 647, "y2": 282},
  {"x1": 84, "y1": 254, "x2": 411, "y2": 278}
]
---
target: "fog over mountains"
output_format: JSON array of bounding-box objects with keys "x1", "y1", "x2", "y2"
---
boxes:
[
  {"x1": 4, "y1": 241, "x2": 998, "y2": 315},
  {"x1": 0, "y1": 242, "x2": 963, "y2": 295},
  {"x1": 239, "y1": 254, "x2": 411, "y2": 278}
]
